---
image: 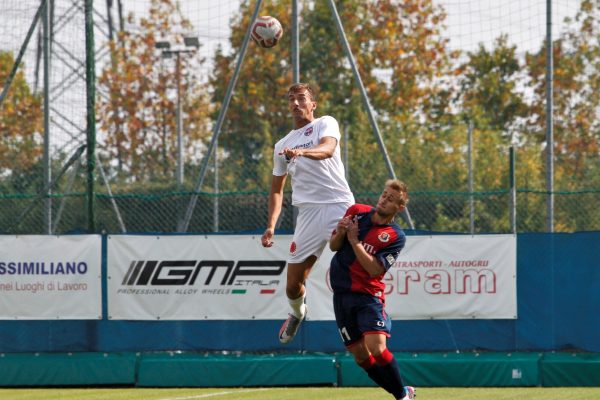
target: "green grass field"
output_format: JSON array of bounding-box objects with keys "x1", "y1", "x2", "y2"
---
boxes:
[{"x1": 1, "y1": 387, "x2": 600, "y2": 400}]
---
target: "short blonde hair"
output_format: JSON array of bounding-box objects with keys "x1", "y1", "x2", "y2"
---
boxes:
[{"x1": 385, "y1": 179, "x2": 409, "y2": 207}]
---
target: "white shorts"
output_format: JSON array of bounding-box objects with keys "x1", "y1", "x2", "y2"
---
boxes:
[{"x1": 288, "y1": 202, "x2": 352, "y2": 264}]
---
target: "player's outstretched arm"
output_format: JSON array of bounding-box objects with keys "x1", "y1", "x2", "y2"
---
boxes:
[
  {"x1": 283, "y1": 137, "x2": 337, "y2": 161},
  {"x1": 262, "y1": 174, "x2": 286, "y2": 248}
]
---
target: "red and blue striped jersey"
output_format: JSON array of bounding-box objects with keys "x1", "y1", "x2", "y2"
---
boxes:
[{"x1": 329, "y1": 204, "x2": 406, "y2": 299}]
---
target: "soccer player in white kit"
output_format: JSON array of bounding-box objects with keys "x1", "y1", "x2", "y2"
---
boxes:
[{"x1": 261, "y1": 83, "x2": 354, "y2": 344}]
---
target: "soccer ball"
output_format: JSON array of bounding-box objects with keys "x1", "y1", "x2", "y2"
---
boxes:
[{"x1": 251, "y1": 16, "x2": 283, "y2": 48}]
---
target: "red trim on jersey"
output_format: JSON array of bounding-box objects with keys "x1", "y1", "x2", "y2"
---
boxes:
[
  {"x1": 343, "y1": 203, "x2": 373, "y2": 218},
  {"x1": 349, "y1": 262, "x2": 384, "y2": 296}
]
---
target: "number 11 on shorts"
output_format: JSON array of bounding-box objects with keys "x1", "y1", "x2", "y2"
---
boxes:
[{"x1": 338, "y1": 326, "x2": 351, "y2": 342}]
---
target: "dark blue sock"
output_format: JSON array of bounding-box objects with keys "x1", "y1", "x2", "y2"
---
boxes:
[
  {"x1": 359, "y1": 355, "x2": 393, "y2": 394},
  {"x1": 375, "y1": 349, "x2": 406, "y2": 399}
]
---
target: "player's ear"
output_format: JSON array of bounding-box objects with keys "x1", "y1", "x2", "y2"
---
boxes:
[{"x1": 396, "y1": 202, "x2": 406, "y2": 213}]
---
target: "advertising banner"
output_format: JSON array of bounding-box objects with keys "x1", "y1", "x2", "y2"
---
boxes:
[
  {"x1": 107, "y1": 234, "x2": 516, "y2": 321},
  {"x1": 310, "y1": 234, "x2": 517, "y2": 320},
  {"x1": 107, "y1": 235, "x2": 291, "y2": 320},
  {"x1": 0, "y1": 235, "x2": 102, "y2": 319}
]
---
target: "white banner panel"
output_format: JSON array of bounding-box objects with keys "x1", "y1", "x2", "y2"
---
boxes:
[
  {"x1": 108, "y1": 234, "x2": 516, "y2": 321},
  {"x1": 309, "y1": 234, "x2": 517, "y2": 320},
  {"x1": 107, "y1": 235, "x2": 291, "y2": 320},
  {"x1": 0, "y1": 235, "x2": 102, "y2": 319}
]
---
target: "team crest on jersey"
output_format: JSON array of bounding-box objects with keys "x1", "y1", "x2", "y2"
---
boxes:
[
  {"x1": 378, "y1": 232, "x2": 390, "y2": 242},
  {"x1": 304, "y1": 127, "x2": 313, "y2": 136},
  {"x1": 290, "y1": 241, "x2": 297, "y2": 255}
]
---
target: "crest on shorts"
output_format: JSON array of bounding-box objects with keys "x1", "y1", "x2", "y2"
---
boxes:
[
  {"x1": 378, "y1": 232, "x2": 390, "y2": 242},
  {"x1": 290, "y1": 241, "x2": 297, "y2": 255},
  {"x1": 304, "y1": 127, "x2": 313, "y2": 136}
]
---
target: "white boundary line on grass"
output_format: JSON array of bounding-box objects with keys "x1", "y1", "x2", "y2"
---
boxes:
[{"x1": 159, "y1": 388, "x2": 271, "y2": 400}]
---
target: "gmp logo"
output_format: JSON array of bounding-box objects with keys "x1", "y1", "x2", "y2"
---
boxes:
[{"x1": 122, "y1": 260, "x2": 286, "y2": 286}]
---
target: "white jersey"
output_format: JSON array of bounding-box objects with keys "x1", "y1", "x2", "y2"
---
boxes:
[{"x1": 273, "y1": 115, "x2": 354, "y2": 206}]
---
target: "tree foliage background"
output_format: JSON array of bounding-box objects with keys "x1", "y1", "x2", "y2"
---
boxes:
[
  {"x1": 204, "y1": 0, "x2": 599, "y2": 232},
  {"x1": 0, "y1": 0, "x2": 598, "y2": 233},
  {"x1": 97, "y1": 0, "x2": 213, "y2": 183},
  {"x1": 0, "y1": 51, "x2": 43, "y2": 189}
]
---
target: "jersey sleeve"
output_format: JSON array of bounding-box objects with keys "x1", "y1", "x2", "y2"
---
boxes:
[
  {"x1": 319, "y1": 115, "x2": 341, "y2": 141},
  {"x1": 342, "y1": 204, "x2": 358, "y2": 218},
  {"x1": 272, "y1": 144, "x2": 288, "y2": 176},
  {"x1": 375, "y1": 231, "x2": 406, "y2": 272}
]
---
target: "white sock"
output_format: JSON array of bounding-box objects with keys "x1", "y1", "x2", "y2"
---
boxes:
[{"x1": 288, "y1": 294, "x2": 306, "y2": 319}]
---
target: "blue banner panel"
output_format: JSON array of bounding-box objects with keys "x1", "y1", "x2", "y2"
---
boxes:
[{"x1": 0, "y1": 232, "x2": 598, "y2": 353}]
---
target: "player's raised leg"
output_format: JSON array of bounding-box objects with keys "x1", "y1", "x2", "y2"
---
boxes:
[{"x1": 279, "y1": 256, "x2": 315, "y2": 344}]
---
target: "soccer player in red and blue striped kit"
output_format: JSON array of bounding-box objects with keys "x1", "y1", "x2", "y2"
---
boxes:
[{"x1": 329, "y1": 179, "x2": 415, "y2": 400}]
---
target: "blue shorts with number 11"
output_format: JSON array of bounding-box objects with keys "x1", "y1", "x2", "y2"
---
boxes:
[{"x1": 333, "y1": 292, "x2": 392, "y2": 348}]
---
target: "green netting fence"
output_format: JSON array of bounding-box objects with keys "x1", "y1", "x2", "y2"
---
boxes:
[
  {"x1": 1, "y1": 0, "x2": 598, "y2": 235},
  {"x1": 1, "y1": 188, "x2": 598, "y2": 234}
]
